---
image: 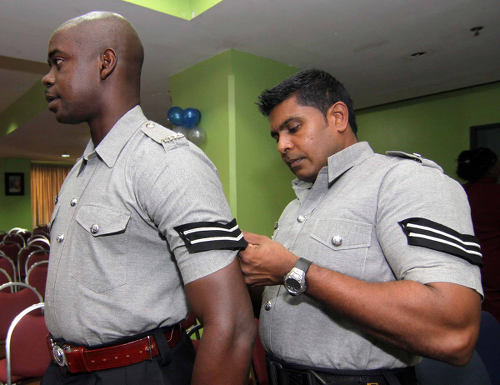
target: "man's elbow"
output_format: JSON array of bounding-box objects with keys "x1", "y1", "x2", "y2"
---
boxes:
[
  {"x1": 207, "y1": 313, "x2": 257, "y2": 352},
  {"x1": 438, "y1": 327, "x2": 478, "y2": 366}
]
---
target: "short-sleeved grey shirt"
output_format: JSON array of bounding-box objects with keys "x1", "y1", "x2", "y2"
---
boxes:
[
  {"x1": 259, "y1": 142, "x2": 483, "y2": 370},
  {"x1": 45, "y1": 106, "x2": 239, "y2": 346}
]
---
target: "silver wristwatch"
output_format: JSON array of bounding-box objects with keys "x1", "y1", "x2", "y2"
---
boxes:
[{"x1": 283, "y1": 258, "x2": 312, "y2": 296}]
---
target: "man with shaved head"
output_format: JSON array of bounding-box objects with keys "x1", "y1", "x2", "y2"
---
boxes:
[{"x1": 41, "y1": 11, "x2": 255, "y2": 385}]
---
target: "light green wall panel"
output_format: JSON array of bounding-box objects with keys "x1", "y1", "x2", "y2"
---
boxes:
[
  {"x1": 170, "y1": 50, "x2": 298, "y2": 236},
  {"x1": 0, "y1": 82, "x2": 45, "y2": 136},
  {"x1": 231, "y1": 50, "x2": 298, "y2": 235},
  {"x1": 356, "y1": 82, "x2": 500, "y2": 179},
  {"x1": 170, "y1": 51, "x2": 232, "y2": 198},
  {"x1": 0, "y1": 158, "x2": 32, "y2": 231}
]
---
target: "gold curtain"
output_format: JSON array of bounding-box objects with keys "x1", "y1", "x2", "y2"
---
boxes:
[{"x1": 31, "y1": 164, "x2": 71, "y2": 228}]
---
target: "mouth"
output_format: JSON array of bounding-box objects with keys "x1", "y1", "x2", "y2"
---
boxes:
[
  {"x1": 285, "y1": 156, "x2": 305, "y2": 169},
  {"x1": 45, "y1": 94, "x2": 59, "y2": 110}
]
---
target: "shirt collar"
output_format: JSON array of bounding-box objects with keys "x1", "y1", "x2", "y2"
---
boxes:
[
  {"x1": 291, "y1": 141, "x2": 374, "y2": 198},
  {"x1": 92, "y1": 105, "x2": 147, "y2": 168},
  {"x1": 326, "y1": 141, "x2": 373, "y2": 185}
]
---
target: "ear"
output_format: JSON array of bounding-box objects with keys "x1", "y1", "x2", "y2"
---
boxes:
[
  {"x1": 326, "y1": 101, "x2": 349, "y2": 133},
  {"x1": 99, "y1": 48, "x2": 117, "y2": 80}
]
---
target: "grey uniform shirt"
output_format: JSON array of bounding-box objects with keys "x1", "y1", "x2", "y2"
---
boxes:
[
  {"x1": 260, "y1": 142, "x2": 483, "y2": 370},
  {"x1": 45, "y1": 106, "x2": 240, "y2": 346}
]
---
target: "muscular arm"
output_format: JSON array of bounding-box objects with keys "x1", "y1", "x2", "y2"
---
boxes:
[
  {"x1": 239, "y1": 232, "x2": 481, "y2": 366},
  {"x1": 185, "y1": 258, "x2": 256, "y2": 385}
]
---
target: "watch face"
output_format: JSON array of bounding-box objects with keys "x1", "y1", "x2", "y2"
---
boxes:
[{"x1": 285, "y1": 277, "x2": 301, "y2": 292}]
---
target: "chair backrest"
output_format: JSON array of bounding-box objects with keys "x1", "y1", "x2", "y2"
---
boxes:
[
  {"x1": 476, "y1": 311, "x2": 500, "y2": 385},
  {"x1": 16, "y1": 244, "x2": 44, "y2": 281},
  {"x1": 4, "y1": 302, "x2": 50, "y2": 385},
  {"x1": 25, "y1": 261, "x2": 49, "y2": 299},
  {"x1": 27, "y1": 237, "x2": 50, "y2": 250},
  {"x1": 0, "y1": 282, "x2": 43, "y2": 340},
  {"x1": 0, "y1": 253, "x2": 16, "y2": 285},
  {"x1": 0, "y1": 268, "x2": 12, "y2": 290},
  {"x1": 25, "y1": 250, "x2": 49, "y2": 276},
  {"x1": 0, "y1": 243, "x2": 19, "y2": 264},
  {"x1": 415, "y1": 350, "x2": 492, "y2": 385},
  {"x1": 2, "y1": 233, "x2": 25, "y2": 249}
]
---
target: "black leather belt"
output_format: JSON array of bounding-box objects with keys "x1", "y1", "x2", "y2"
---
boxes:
[{"x1": 267, "y1": 355, "x2": 418, "y2": 385}]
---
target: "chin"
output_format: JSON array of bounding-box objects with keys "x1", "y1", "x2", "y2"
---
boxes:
[{"x1": 55, "y1": 113, "x2": 84, "y2": 125}]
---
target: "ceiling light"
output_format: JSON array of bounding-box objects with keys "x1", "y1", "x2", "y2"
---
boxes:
[{"x1": 61, "y1": 154, "x2": 70, "y2": 158}]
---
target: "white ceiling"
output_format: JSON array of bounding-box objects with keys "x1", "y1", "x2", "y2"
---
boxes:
[{"x1": 0, "y1": 0, "x2": 499, "y2": 162}]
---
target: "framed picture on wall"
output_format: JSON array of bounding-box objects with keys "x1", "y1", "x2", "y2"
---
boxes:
[
  {"x1": 5, "y1": 172, "x2": 24, "y2": 196},
  {"x1": 470, "y1": 123, "x2": 500, "y2": 156}
]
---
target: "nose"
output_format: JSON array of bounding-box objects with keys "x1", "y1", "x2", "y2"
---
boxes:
[
  {"x1": 42, "y1": 67, "x2": 54, "y2": 88},
  {"x1": 277, "y1": 135, "x2": 292, "y2": 154}
]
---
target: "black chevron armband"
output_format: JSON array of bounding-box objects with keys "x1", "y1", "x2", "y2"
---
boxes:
[
  {"x1": 174, "y1": 218, "x2": 247, "y2": 253},
  {"x1": 399, "y1": 217, "x2": 482, "y2": 267}
]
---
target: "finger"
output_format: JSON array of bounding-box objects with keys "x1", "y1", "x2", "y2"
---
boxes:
[{"x1": 243, "y1": 231, "x2": 267, "y2": 245}]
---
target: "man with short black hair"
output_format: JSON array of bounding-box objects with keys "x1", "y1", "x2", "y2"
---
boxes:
[
  {"x1": 42, "y1": 11, "x2": 255, "y2": 385},
  {"x1": 239, "y1": 69, "x2": 483, "y2": 385}
]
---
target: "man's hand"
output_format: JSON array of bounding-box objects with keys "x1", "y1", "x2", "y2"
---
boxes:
[{"x1": 239, "y1": 231, "x2": 297, "y2": 286}]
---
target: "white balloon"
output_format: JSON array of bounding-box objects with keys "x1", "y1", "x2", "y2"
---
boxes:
[
  {"x1": 171, "y1": 126, "x2": 189, "y2": 137},
  {"x1": 187, "y1": 126, "x2": 206, "y2": 146}
]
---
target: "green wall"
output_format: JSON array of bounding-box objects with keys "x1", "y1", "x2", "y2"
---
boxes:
[
  {"x1": 356, "y1": 82, "x2": 500, "y2": 179},
  {"x1": 0, "y1": 158, "x2": 32, "y2": 231},
  {"x1": 170, "y1": 50, "x2": 297, "y2": 235}
]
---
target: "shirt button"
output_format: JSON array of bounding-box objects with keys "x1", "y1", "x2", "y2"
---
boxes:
[
  {"x1": 331, "y1": 235, "x2": 343, "y2": 247},
  {"x1": 264, "y1": 301, "x2": 272, "y2": 311},
  {"x1": 90, "y1": 224, "x2": 99, "y2": 234},
  {"x1": 297, "y1": 215, "x2": 306, "y2": 223},
  {"x1": 56, "y1": 234, "x2": 65, "y2": 243},
  {"x1": 70, "y1": 198, "x2": 78, "y2": 207}
]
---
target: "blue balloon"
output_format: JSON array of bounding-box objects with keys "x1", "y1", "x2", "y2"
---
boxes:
[
  {"x1": 167, "y1": 106, "x2": 184, "y2": 126},
  {"x1": 182, "y1": 108, "x2": 201, "y2": 128}
]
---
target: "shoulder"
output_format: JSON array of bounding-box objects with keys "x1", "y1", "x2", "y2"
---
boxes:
[{"x1": 139, "y1": 120, "x2": 189, "y2": 152}]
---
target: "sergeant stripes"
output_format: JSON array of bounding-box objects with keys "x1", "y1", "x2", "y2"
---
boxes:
[
  {"x1": 399, "y1": 217, "x2": 482, "y2": 267},
  {"x1": 174, "y1": 218, "x2": 248, "y2": 253}
]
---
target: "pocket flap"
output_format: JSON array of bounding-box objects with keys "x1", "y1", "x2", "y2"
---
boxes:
[
  {"x1": 310, "y1": 219, "x2": 372, "y2": 250},
  {"x1": 76, "y1": 205, "x2": 130, "y2": 237}
]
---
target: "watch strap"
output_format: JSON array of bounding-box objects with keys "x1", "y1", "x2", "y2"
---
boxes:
[{"x1": 294, "y1": 257, "x2": 312, "y2": 273}]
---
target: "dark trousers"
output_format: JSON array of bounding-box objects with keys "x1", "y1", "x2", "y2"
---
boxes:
[{"x1": 41, "y1": 333, "x2": 195, "y2": 385}]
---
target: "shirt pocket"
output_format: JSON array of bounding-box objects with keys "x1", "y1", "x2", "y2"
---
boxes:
[
  {"x1": 309, "y1": 218, "x2": 372, "y2": 278},
  {"x1": 72, "y1": 205, "x2": 131, "y2": 293}
]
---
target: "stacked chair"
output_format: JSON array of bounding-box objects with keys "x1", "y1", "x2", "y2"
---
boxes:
[{"x1": 0, "y1": 303, "x2": 50, "y2": 385}]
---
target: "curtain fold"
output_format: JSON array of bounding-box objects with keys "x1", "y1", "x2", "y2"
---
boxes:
[{"x1": 31, "y1": 164, "x2": 71, "y2": 228}]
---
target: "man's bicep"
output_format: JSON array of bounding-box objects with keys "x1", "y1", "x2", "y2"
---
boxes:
[{"x1": 185, "y1": 258, "x2": 252, "y2": 325}]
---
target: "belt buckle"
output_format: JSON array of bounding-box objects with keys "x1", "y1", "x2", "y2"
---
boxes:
[{"x1": 49, "y1": 338, "x2": 68, "y2": 367}]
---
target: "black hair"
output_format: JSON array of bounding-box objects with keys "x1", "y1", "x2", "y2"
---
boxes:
[
  {"x1": 456, "y1": 147, "x2": 498, "y2": 183},
  {"x1": 256, "y1": 69, "x2": 358, "y2": 134}
]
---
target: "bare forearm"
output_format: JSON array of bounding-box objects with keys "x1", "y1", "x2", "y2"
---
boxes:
[
  {"x1": 306, "y1": 264, "x2": 481, "y2": 364},
  {"x1": 186, "y1": 259, "x2": 256, "y2": 384}
]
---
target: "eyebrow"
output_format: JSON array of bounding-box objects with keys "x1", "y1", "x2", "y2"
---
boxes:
[
  {"x1": 47, "y1": 49, "x2": 63, "y2": 61},
  {"x1": 270, "y1": 117, "x2": 299, "y2": 138}
]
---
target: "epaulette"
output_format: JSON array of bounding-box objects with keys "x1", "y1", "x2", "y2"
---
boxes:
[
  {"x1": 385, "y1": 150, "x2": 442, "y2": 171},
  {"x1": 140, "y1": 121, "x2": 188, "y2": 151}
]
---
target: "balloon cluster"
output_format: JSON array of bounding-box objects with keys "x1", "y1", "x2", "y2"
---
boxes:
[{"x1": 167, "y1": 106, "x2": 206, "y2": 146}]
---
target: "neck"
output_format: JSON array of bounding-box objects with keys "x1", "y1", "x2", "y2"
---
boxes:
[{"x1": 89, "y1": 100, "x2": 138, "y2": 146}]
